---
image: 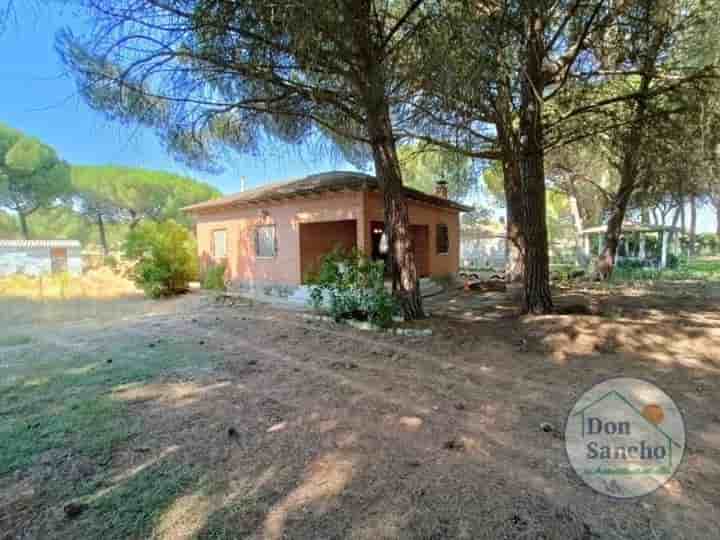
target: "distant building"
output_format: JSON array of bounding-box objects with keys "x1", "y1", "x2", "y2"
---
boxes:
[
  {"x1": 0, "y1": 240, "x2": 82, "y2": 277},
  {"x1": 461, "y1": 224, "x2": 507, "y2": 269}
]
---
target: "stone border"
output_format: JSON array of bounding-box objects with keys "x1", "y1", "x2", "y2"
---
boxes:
[{"x1": 301, "y1": 313, "x2": 432, "y2": 336}]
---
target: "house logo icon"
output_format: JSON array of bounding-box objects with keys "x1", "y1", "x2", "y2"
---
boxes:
[{"x1": 565, "y1": 377, "x2": 685, "y2": 498}]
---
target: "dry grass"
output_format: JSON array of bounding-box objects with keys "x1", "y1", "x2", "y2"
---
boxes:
[
  {"x1": 1, "y1": 284, "x2": 719, "y2": 539},
  {"x1": 0, "y1": 268, "x2": 139, "y2": 300}
]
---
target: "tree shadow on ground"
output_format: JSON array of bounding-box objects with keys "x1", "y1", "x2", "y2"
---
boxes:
[{"x1": 2, "y1": 287, "x2": 720, "y2": 539}]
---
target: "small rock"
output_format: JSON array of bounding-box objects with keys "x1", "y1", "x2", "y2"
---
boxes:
[
  {"x1": 228, "y1": 427, "x2": 238, "y2": 438},
  {"x1": 191, "y1": 318, "x2": 198, "y2": 323},
  {"x1": 247, "y1": 359, "x2": 258, "y2": 366},
  {"x1": 64, "y1": 502, "x2": 88, "y2": 519},
  {"x1": 147, "y1": 343, "x2": 155, "y2": 348},
  {"x1": 454, "y1": 402, "x2": 466, "y2": 411},
  {"x1": 198, "y1": 340, "x2": 205, "y2": 345},
  {"x1": 540, "y1": 422, "x2": 555, "y2": 433},
  {"x1": 407, "y1": 459, "x2": 422, "y2": 467},
  {"x1": 443, "y1": 438, "x2": 465, "y2": 451},
  {"x1": 133, "y1": 447, "x2": 151, "y2": 453},
  {"x1": 76, "y1": 462, "x2": 95, "y2": 478},
  {"x1": 432, "y1": 405, "x2": 440, "y2": 411},
  {"x1": 106, "y1": 358, "x2": 112, "y2": 364}
]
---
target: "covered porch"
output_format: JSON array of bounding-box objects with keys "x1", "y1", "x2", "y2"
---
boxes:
[
  {"x1": 298, "y1": 218, "x2": 431, "y2": 283},
  {"x1": 579, "y1": 224, "x2": 682, "y2": 269}
]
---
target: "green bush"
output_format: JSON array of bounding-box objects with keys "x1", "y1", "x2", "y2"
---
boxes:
[
  {"x1": 124, "y1": 220, "x2": 198, "y2": 298},
  {"x1": 308, "y1": 247, "x2": 397, "y2": 328},
  {"x1": 103, "y1": 255, "x2": 119, "y2": 270},
  {"x1": 202, "y1": 262, "x2": 227, "y2": 291}
]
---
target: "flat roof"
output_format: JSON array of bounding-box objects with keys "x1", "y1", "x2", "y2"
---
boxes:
[
  {"x1": 0, "y1": 239, "x2": 81, "y2": 248},
  {"x1": 182, "y1": 171, "x2": 474, "y2": 213},
  {"x1": 581, "y1": 224, "x2": 683, "y2": 235}
]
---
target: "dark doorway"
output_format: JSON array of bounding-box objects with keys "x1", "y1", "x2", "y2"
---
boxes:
[
  {"x1": 369, "y1": 221, "x2": 429, "y2": 278},
  {"x1": 50, "y1": 248, "x2": 68, "y2": 273}
]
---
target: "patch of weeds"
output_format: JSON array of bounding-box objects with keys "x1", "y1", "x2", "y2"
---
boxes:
[
  {"x1": 0, "y1": 340, "x2": 214, "y2": 477},
  {"x1": 0, "y1": 383, "x2": 140, "y2": 475},
  {"x1": 73, "y1": 458, "x2": 202, "y2": 540},
  {"x1": 0, "y1": 334, "x2": 32, "y2": 347},
  {"x1": 200, "y1": 491, "x2": 280, "y2": 540}
]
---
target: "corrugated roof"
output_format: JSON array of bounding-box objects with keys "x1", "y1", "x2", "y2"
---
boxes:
[
  {"x1": 182, "y1": 171, "x2": 474, "y2": 213},
  {"x1": 0, "y1": 239, "x2": 81, "y2": 248}
]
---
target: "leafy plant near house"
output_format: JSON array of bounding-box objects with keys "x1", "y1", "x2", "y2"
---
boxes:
[
  {"x1": 124, "y1": 220, "x2": 198, "y2": 298},
  {"x1": 307, "y1": 248, "x2": 397, "y2": 328},
  {"x1": 202, "y1": 262, "x2": 227, "y2": 291}
]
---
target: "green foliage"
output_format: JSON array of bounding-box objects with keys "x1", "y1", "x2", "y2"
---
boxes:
[
  {"x1": 398, "y1": 143, "x2": 477, "y2": 201},
  {"x1": 611, "y1": 257, "x2": 720, "y2": 283},
  {"x1": 0, "y1": 209, "x2": 19, "y2": 238},
  {"x1": 124, "y1": 220, "x2": 198, "y2": 298},
  {"x1": 0, "y1": 122, "x2": 72, "y2": 237},
  {"x1": 695, "y1": 233, "x2": 719, "y2": 255},
  {"x1": 72, "y1": 164, "x2": 221, "y2": 228},
  {"x1": 202, "y1": 262, "x2": 227, "y2": 291},
  {"x1": 307, "y1": 248, "x2": 397, "y2": 328}
]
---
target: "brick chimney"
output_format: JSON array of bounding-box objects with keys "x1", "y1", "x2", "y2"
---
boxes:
[{"x1": 434, "y1": 180, "x2": 448, "y2": 199}]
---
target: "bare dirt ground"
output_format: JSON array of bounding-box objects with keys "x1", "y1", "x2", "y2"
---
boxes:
[{"x1": 1, "y1": 281, "x2": 719, "y2": 539}]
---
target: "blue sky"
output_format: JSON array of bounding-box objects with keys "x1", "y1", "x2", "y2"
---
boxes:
[
  {"x1": 0, "y1": 3, "x2": 355, "y2": 195},
  {"x1": 0, "y1": 2, "x2": 716, "y2": 232}
]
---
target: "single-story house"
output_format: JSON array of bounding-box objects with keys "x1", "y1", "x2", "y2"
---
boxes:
[
  {"x1": 183, "y1": 171, "x2": 472, "y2": 295},
  {"x1": 0, "y1": 239, "x2": 83, "y2": 277}
]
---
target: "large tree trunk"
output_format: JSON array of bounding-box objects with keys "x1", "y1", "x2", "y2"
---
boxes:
[
  {"x1": 600, "y1": 173, "x2": 635, "y2": 275},
  {"x1": 518, "y1": 13, "x2": 552, "y2": 314},
  {"x1": 496, "y1": 76, "x2": 525, "y2": 283},
  {"x1": 503, "y1": 154, "x2": 526, "y2": 282},
  {"x1": 689, "y1": 194, "x2": 697, "y2": 256},
  {"x1": 600, "y1": 91, "x2": 648, "y2": 275},
  {"x1": 567, "y1": 175, "x2": 587, "y2": 266},
  {"x1": 18, "y1": 212, "x2": 30, "y2": 240},
  {"x1": 599, "y1": 15, "x2": 664, "y2": 276},
  {"x1": 97, "y1": 212, "x2": 109, "y2": 256},
  {"x1": 368, "y1": 105, "x2": 424, "y2": 320}
]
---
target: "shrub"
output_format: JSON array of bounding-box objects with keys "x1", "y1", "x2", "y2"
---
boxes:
[
  {"x1": 202, "y1": 262, "x2": 227, "y2": 291},
  {"x1": 307, "y1": 247, "x2": 397, "y2": 327},
  {"x1": 103, "y1": 254, "x2": 119, "y2": 270},
  {"x1": 124, "y1": 220, "x2": 198, "y2": 298}
]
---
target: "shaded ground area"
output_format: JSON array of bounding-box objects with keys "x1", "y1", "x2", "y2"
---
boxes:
[{"x1": 1, "y1": 282, "x2": 719, "y2": 539}]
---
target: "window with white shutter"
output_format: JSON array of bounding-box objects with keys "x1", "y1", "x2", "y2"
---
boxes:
[{"x1": 255, "y1": 225, "x2": 277, "y2": 258}]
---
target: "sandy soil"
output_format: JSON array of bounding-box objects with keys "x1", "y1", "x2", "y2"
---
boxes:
[{"x1": 2, "y1": 282, "x2": 720, "y2": 539}]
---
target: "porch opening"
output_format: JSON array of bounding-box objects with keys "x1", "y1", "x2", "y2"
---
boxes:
[
  {"x1": 370, "y1": 221, "x2": 430, "y2": 278},
  {"x1": 299, "y1": 220, "x2": 357, "y2": 283}
]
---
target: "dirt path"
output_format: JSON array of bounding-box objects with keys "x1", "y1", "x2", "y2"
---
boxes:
[{"x1": 2, "y1": 285, "x2": 720, "y2": 539}]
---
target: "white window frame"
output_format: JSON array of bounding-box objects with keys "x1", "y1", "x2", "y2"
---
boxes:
[
  {"x1": 255, "y1": 224, "x2": 277, "y2": 258},
  {"x1": 212, "y1": 229, "x2": 227, "y2": 259}
]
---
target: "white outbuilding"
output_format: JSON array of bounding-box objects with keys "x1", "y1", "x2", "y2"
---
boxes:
[{"x1": 0, "y1": 239, "x2": 83, "y2": 276}]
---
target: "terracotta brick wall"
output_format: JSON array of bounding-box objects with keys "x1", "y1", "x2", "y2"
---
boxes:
[
  {"x1": 193, "y1": 191, "x2": 363, "y2": 286},
  {"x1": 365, "y1": 192, "x2": 460, "y2": 277},
  {"x1": 190, "y1": 189, "x2": 460, "y2": 287}
]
